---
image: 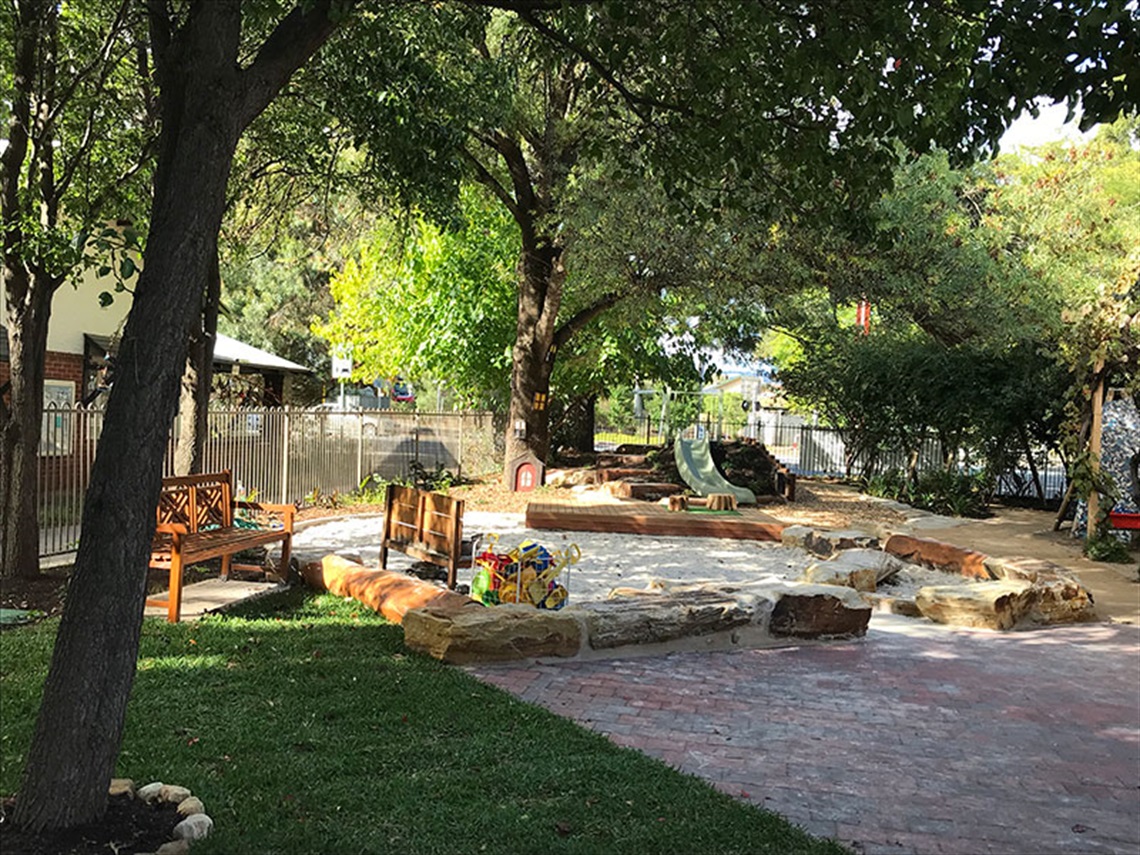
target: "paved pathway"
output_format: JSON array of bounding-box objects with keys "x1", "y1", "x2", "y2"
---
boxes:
[{"x1": 470, "y1": 617, "x2": 1140, "y2": 855}]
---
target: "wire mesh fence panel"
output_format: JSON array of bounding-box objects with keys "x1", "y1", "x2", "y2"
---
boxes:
[{"x1": 35, "y1": 405, "x2": 499, "y2": 558}]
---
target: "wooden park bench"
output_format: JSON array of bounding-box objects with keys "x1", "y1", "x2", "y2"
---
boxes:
[
  {"x1": 147, "y1": 470, "x2": 295, "y2": 623},
  {"x1": 379, "y1": 484, "x2": 478, "y2": 590}
]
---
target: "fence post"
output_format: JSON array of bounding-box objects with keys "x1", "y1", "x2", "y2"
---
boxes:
[
  {"x1": 280, "y1": 407, "x2": 291, "y2": 504},
  {"x1": 458, "y1": 411, "x2": 465, "y2": 481},
  {"x1": 356, "y1": 411, "x2": 363, "y2": 490}
]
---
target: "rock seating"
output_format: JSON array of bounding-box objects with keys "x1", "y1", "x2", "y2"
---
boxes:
[
  {"x1": 787, "y1": 525, "x2": 1098, "y2": 630},
  {"x1": 302, "y1": 555, "x2": 872, "y2": 664}
]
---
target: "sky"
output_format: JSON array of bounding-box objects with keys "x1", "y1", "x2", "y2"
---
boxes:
[{"x1": 998, "y1": 100, "x2": 1098, "y2": 153}]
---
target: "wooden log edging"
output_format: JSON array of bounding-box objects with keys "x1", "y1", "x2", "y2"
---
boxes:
[{"x1": 301, "y1": 556, "x2": 477, "y2": 624}]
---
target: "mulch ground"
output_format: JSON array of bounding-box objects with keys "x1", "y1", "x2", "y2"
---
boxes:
[{"x1": 0, "y1": 795, "x2": 181, "y2": 855}]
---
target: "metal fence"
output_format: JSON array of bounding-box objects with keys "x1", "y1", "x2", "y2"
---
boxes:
[
  {"x1": 36, "y1": 405, "x2": 499, "y2": 558},
  {"x1": 596, "y1": 413, "x2": 1068, "y2": 502}
]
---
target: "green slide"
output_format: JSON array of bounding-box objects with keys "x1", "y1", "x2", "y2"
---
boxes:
[{"x1": 673, "y1": 436, "x2": 757, "y2": 505}]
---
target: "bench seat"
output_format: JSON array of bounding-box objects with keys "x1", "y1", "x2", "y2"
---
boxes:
[{"x1": 147, "y1": 471, "x2": 294, "y2": 622}]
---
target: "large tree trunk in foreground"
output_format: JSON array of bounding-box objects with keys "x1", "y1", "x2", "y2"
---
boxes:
[
  {"x1": 13, "y1": 1, "x2": 343, "y2": 831},
  {"x1": 173, "y1": 254, "x2": 221, "y2": 475}
]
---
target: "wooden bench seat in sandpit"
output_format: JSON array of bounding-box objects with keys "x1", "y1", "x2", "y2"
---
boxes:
[
  {"x1": 379, "y1": 484, "x2": 479, "y2": 590},
  {"x1": 148, "y1": 470, "x2": 294, "y2": 623}
]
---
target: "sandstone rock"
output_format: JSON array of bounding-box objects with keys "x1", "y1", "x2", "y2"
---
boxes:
[
  {"x1": 108, "y1": 778, "x2": 134, "y2": 798},
  {"x1": 1024, "y1": 574, "x2": 1098, "y2": 625},
  {"x1": 780, "y1": 525, "x2": 816, "y2": 550},
  {"x1": 783, "y1": 527, "x2": 879, "y2": 557},
  {"x1": 582, "y1": 591, "x2": 752, "y2": 650},
  {"x1": 767, "y1": 584, "x2": 872, "y2": 638},
  {"x1": 403, "y1": 603, "x2": 582, "y2": 664},
  {"x1": 156, "y1": 841, "x2": 192, "y2": 855},
  {"x1": 915, "y1": 580, "x2": 1033, "y2": 630},
  {"x1": 884, "y1": 534, "x2": 992, "y2": 579},
  {"x1": 177, "y1": 796, "x2": 206, "y2": 816},
  {"x1": 803, "y1": 563, "x2": 877, "y2": 592},
  {"x1": 866, "y1": 594, "x2": 923, "y2": 618},
  {"x1": 159, "y1": 784, "x2": 192, "y2": 805},
  {"x1": 172, "y1": 813, "x2": 213, "y2": 842},
  {"x1": 136, "y1": 782, "x2": 164, "y2": 804},
  {"x1": 803, "y1": 549, "x2": 907, "y2": 592}
]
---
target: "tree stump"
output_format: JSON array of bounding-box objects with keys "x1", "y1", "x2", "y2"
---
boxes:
[
  {"x1": 706, "y1": 493, "x2": 737, "y2": 511},
  {"x1": 668, "y1": 495, "x2": 689, "y2": 512}
]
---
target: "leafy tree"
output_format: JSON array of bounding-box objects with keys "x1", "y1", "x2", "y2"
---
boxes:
[
  {"x1": 316, "y1": 185, "x2": 519, "y2": 409},
  {"x1": 324, "y1": 1, "x2": 1137, "y2": 474},
  {"x1": 10, "y1": 0, "x2": 351, "y2": 831},
  {"x1": 1, "y1": 0, "x2": 155, "y2": 577}
]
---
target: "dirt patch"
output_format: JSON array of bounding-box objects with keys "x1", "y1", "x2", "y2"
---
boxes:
[{"x1": 0, "y1": 794, "x2": 181, "y2": 855}]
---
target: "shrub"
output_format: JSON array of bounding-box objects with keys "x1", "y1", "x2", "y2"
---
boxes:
[{"x1": 858, "y1": 468, "x2": 990, "y2": 518}]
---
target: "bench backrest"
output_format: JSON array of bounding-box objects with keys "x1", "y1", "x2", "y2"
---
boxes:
[
  {"x1": 419, "y1": 490, "x2": 464, "y2": 557},
  {"x1": 157, "y1": 470, "x2": 234, "y2": 532},
  {"x1": 383, "y1": 484, "x2": 463, "y2": 554}
]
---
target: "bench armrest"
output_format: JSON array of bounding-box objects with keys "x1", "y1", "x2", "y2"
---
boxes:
[{"x1": 155, "y1": 522, "x2": 189, "y2": 535}]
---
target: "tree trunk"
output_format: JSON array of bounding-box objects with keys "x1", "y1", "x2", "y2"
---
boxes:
[
  {"x1": 13, "y1": 101, "x2": 240, "y2": 839},
  {"x1": 0, "y1": 268, "x2": 55, "y2": 578},
  {"x1": 13, "y1": 3, "x2": 342, "y2": 828},
  {"x1": 503, "y1": 240, "x2": 564, "y2": 479},
  {"x1": 561, "y1": 394, "x2": 597, "y2": 453},
  {"x1": 173, "y1": 254, "x2": 220, "y2": 475}
]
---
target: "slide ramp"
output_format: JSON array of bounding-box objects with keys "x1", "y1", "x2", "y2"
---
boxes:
[{"x1": 673, "y1": 437, "x2": 757, "y2": 506}]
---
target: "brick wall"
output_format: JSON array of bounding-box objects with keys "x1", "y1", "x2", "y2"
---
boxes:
[{"x1": 0, "y1": 350, "x2": 84, "y2": 391}]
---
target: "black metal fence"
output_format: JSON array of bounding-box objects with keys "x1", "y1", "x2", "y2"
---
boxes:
[{"x1": 597, "y1": 413, "x2": 1068, "y2": 502}]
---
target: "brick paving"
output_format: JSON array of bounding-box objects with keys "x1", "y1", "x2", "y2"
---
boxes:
[{"x1": 469, "y1": 617, "x2": 1140, "y2": 855}]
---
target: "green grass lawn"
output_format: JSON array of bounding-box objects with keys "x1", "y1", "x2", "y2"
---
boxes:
[{"x1": 1, "y1": 590, "x2": 847, "y2": 854}]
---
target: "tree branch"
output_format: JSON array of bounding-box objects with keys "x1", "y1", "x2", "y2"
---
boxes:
[
  {"x1": 515, "y1": 8, "x2": 692, "y2": 122},
  {"x1": 237, "y1": 0, "x2": 354, "y2": 130},
  {"x1": 553, "y1": 292, "x2": 625, "y2": 349},
  {"x1": 459, "y1": 146, "x2": 519, "y2": 221}
]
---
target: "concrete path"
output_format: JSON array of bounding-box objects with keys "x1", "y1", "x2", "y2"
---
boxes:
[
  {"x1": 142, "y1": 578, "x2": 282, "y2": 621},
  {"x1": 470, "y1": 616, "x2": 1140, "y2": 855}
]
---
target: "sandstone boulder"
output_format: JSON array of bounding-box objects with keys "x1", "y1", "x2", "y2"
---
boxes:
[
  {"x1": 802, "y1": 549, "x2": 907, "y2": 592},
  {"x1": 780, "y1": 525, "x2": 816, "y2": 550},
  {"x1": 159, "y1": 784, "x2": 192, "y2": 805},
  {"x1": 403, "y1": 603, "x2": 583, "y2": 664},
  {"x1": 136, "y1": 782, "x2": 164, "y2": 804},
  {"x1": 767, "y1": 584, "x2": 872, "y2": 638},
  {"x1": 582, "y1": 590, "x2": 753, "y2": 650},
  {"x1": 884, "y1": 534, "x2": 992, "y2": 579},
  {"x1": 177, "y1": 796, "x2": 206, "y2": 817},
  {"x1": 985, "y1": 557, "x2": 1098, "y2": 624},
  {"x1": 783, "y1": 527, "x2": 880, "y2": 557},
  {"x1": 915, "y1": 580, "x2": 1033, "y2": 630},
  {"x1": 108, "y1": 779, "x2": 134, "y2": 798}
]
